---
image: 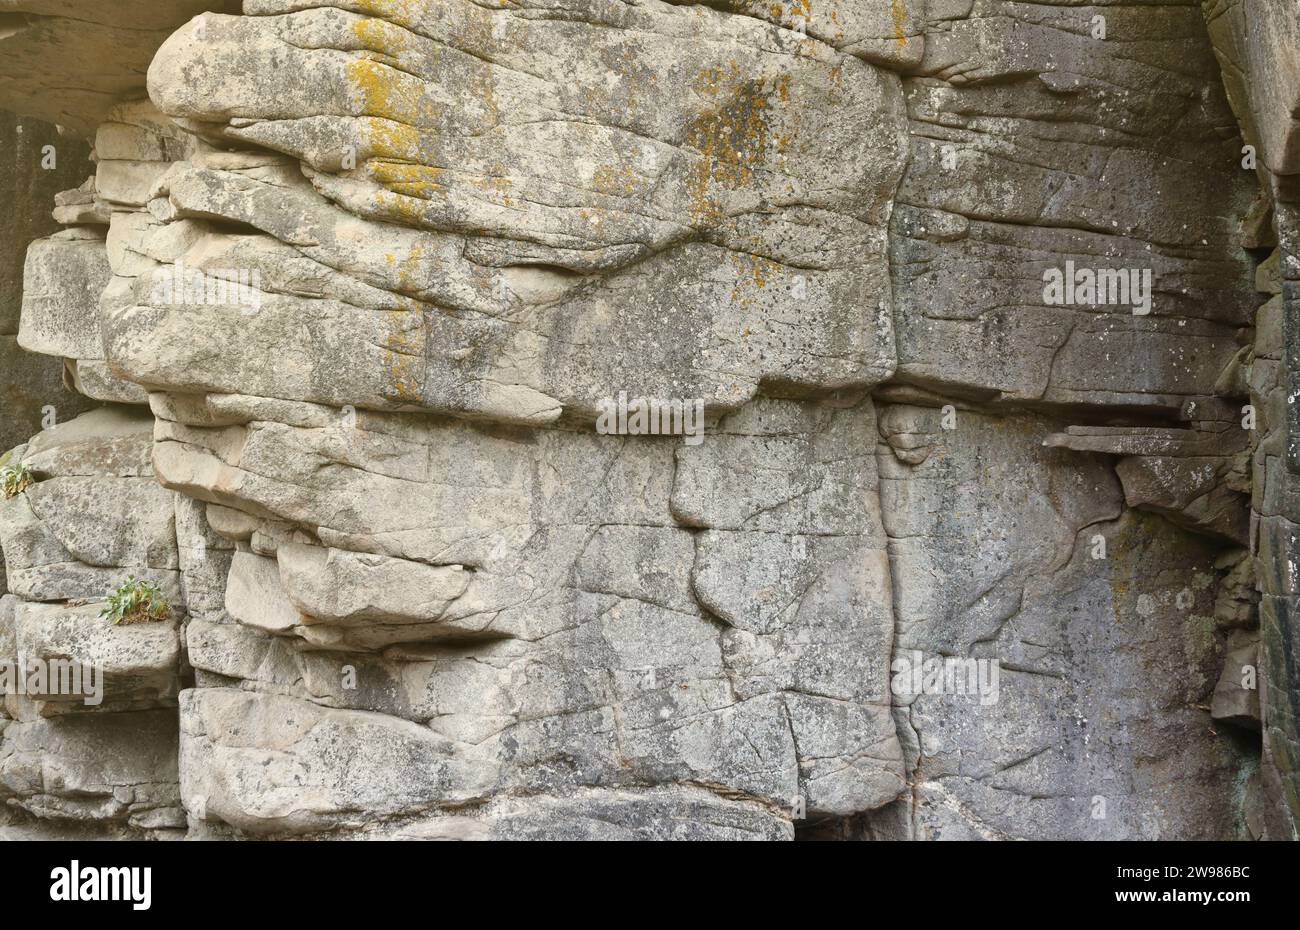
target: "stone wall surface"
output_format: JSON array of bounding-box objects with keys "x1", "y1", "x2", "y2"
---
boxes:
[{"x1": 0, "y1": 0, "x2": 1295, "y2": 840}]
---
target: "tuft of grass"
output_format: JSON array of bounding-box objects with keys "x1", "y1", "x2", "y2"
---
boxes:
[
  {"x1": 101, "y1": 577, "x2": 171, "y2": 626},
  {"x1": 0, "y1": 462, "x2": 34, "y2": 500}
]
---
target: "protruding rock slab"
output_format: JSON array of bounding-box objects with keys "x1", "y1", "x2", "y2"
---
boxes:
[{"x1": 10, "y1": 602, "x2": 181, "y2": 707}]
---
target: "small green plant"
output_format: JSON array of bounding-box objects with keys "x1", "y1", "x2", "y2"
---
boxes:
[
  {"x1": 101, "y1": 577, "x2": 171, "y2": 626},
  {"x1": 1, "y1": 462, "x2": 34, "y2": 500}
]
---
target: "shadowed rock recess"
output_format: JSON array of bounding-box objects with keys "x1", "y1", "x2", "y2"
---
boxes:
[{"x1": 0, "y1": 0, "x2": 1295, "y2": 841}]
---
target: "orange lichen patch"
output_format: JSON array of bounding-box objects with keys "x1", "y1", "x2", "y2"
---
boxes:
[
  {"x1": 349, "y1": 0, "x2": 425, "y2": 32},
  {"x1": 351, "y1": 13, "x2": 413, "y2": 57},
  {"x1": 891, "y1": 0, "x2": 908, "y2": 46},
  {"x1": 728, "y1": 252, "x2": 781, "y2": 305},
  {"x1": 766, "y1": 0, "x2": 813, "y2": 24},
  {"x1": 469, "y1": 63, "x2": 500, "y2": 139},
  {"x1": 380, "y1": 309, "x2": 424, "y2": 403},
  {"x1": 346, "y1": 13, "x2": 446, "y2": 127},
  {"x1": 746, "y1": 254, "x2": 778, "y2": 289},
  {"x1": 467, "y1": 172, "x2": 515, "y2": 207},
  {"x1": 356, "y1": 116, "x2": 423, "y2": 163},
  {"x1": 373, "y1": 187, "x2": 430, "y2": 226},
  {"x1": 385, "y1": 242, "x2": 424, "y2": 291},
  {"x1": 684, "y1": 67, "x2": 788, "y2": 226},
  {"x1": 379, "y1": 183, "x2": 441, "y2": 200},
  {"x1": 347, "y1": 18, "x2": 457, "y2": 206},
  {"x1": 691, "y1": 63, "x2": 726, "y2": 97}
]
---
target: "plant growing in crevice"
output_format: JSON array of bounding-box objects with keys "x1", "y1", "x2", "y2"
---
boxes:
[
  {"x1": 0, "y1": 462, "x2": 34, "y2": 500},
  {"x1": 101, "y1": 577, "x2": 171, "y2": 626}
]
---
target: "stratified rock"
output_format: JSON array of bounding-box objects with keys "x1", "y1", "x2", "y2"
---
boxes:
[
  {"x1": 891, "y1": 1, "x2": 1256, "y2": 410},
  {"x1": 0, "y1": 422, "x2": 180, "y2": 603},
  {"x1": 19, "y1": 230, "x2": 111, "y2": 361},
  {"x1": 0, "y1": 0, "x2": 1294, "y2": 843},
  {"x1": 0, "y1": 709, "x2": 180, "y2": 827},
  {"x1": 1203, "y1": 0, "x2": 1300, "y2": 181},
  {"x1": 0, "y1": 110, "x2": 95, "y2": 469},
  {"x1": 156, "y1": 389, "x2": 903, "y2": 827},
  {"x1": 877, "y1": 405, "x2": 1245, "y2": 839}
]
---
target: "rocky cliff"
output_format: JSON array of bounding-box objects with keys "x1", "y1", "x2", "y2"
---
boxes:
[{"x1": 0, "y1": 0, "x2": 1295, "y2": 840}]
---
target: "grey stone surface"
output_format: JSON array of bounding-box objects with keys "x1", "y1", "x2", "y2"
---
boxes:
[
  {"x1": 0, "y1": 408, "x2": 180, "y2": 604},
  {"x1": 0, "y1": 709, "x2": 181, "y2": 827},
  {"x1": 0, "y1": 0, "x2": 1295, "y2": 841},
  {"x1": 11, "y1": 601, "x2": 181, "y2": 707}
]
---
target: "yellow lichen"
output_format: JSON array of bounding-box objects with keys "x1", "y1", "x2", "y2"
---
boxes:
[
  {"x1": 891, "y1": 0, "x2": 908, "y2": 46},
  {"x1": 728, "y1": 252, "x2": 782, "y2": 306},
  {"x1": 684, "y1": 66, "x2": 787, "y2": 226},
  {"x1": 379, "y1": 247, "x2": 426, "y2": 403}
]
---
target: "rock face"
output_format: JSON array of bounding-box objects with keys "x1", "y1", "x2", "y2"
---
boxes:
[{"x1": 0, "y1": 0, "x2": 1295, "y2": 840}]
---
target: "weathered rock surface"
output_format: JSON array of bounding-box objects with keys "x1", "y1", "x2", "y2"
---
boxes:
[
  {"x1": 0, "y1": 408, "x2": 187, "y2": 836},
  {"x1": 0, "y1": 408, "x2": 180, "y2": 603},
  {"x1": 1202, "y1": 0, "x2": 1300, "y2": 839},
  {"x1": 892, "y1": 1, "x2": 1256, "y2": 409},
  {"x1": 1204, "y1": 0, "x2": 1300, "y2": 183},
  {"x1": 0, "y1": 0, "x2": 1295, "y2": 841},
  {"x1": 0, "y1": 710, "x2": 181, "y2": 828}
]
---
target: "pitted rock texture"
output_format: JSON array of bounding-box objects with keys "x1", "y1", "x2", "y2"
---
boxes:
[{"x1": 0, "y1": 0, "x2": 1296, "y2": 841}]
